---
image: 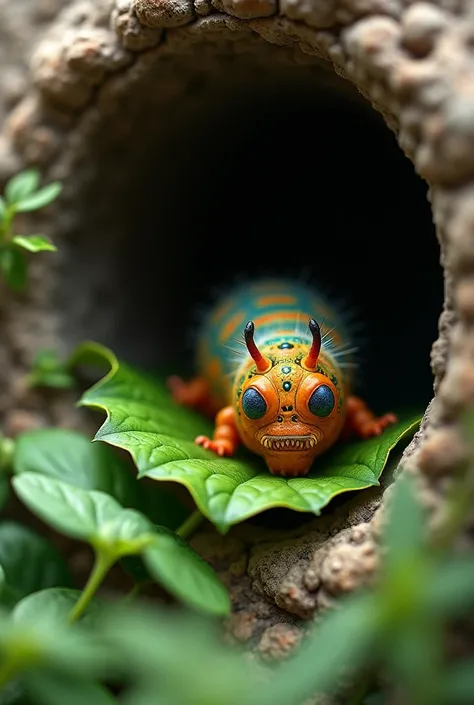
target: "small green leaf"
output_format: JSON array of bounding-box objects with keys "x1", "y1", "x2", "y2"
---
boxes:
[
  {"x1": 15, "y1": 183, "x2": 62, "y2": 213},
  {"x1": 0, "y1": 522, "x2": 73, "y2": 602},
  {"x1": 12, "y1": 236, "x2": 57, "y2": 253},
  {"x1": 13, "y1": 428, "x2": 187, "y2": 528},
  {"x1": 12, "y1": 474, "x2": 154, "y2": 556},
  {"x1": 13, "y1": 428, "x2": 140, "y2": 508},
  {"x1": 27, "y1": 349, "x2": 75, "y2": 389},
  {"x1": 12, "y1": 475, "x2": 228, "y2": 615},
  {"x1": 29, "y1": 371, "x2": 75, "y2": 389},
  {"x1": 25, "y1": 672, "x2": 117, "y2": 705},
  {"x1": 0, "y1": 247, "x2": 27, "y2": 291},
  {"x1": 0, "y1": 196, "x2": 7, "y2": 225},
  {"x1": 5, "y1": 170, "x2": 40, "y2": 205},
  {"x1": 143, "y1": 527, "x2": 230, "y2": 616},
  {"x1": 13, "y1": 588, "x2": 103, "y2": 628},
  {"x1": 78, "y1": 343, "x2": 421, "y2": 533},
  {"x1": 31, "y1": 349, "x2": 63, "y2": 372}
]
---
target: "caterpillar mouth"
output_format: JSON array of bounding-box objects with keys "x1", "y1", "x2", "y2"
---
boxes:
[{"x1": 260, "y1": 435, "x2": 318, "y2": 451}]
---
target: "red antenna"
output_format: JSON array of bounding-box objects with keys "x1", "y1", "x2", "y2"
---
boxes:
[
  {"x1": 244, "y1": 321, "x2": 271, "y2": 373},
  {"x1": 302, "y1": 318, "x2": 321, "y2": 370}
]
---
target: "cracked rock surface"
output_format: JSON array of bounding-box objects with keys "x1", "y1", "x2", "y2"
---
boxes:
[{"x1": 0, "y1": 0, "x2": 473, "y2": 663}]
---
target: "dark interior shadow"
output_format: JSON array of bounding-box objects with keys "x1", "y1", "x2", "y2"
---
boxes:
[{"x1": 124, "y1": 83, "x2": 443, "y2": 415}]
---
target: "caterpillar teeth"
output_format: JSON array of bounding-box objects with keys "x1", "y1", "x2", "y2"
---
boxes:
[{"x1": 261, "y1": 436, "x2": 318, "y2": 451}]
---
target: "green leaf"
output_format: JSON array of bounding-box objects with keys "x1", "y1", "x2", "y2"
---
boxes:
[
  {"x1": 13, "y1": 588, "x2": 103, "y2": 628},
  {"x1": 25, "y1": 672, "x2": 117, "y2": 705},
  {"x1": 0, "y1": 522, "x2": 73, "y2": 602},
  {"x1": 30, "y1": 349, "x2": 63, "y2": 372},
  {"x1": 13, "y1": 428, "x2": 187, "y2": 529},
  {"x1": 13, "y1": 428, "x2": 141, "y2": 508},
  {"x1": 12, "y1": 473, "x2": 154, "y2": 556},
  {"x1": 4, "y1": 170, "x2": 40, "y2": 205},
  {"x1": 0, "y1": 247, "x2": 27, "y2": 291},
  {"x1": 27, "y1": 349, "x2": 75, "y2": 389},
  {"x1": 12, "y1": 236, "x2": 57, "y2": 253},
  {"x1": 29, "y1": 371, "x2": 75, "y2": 389},
  {"x1": 15, "y1": 183, "x2": 62, "y2": 213},
  {"x1": 143, "y1": 527, "x2": 230, "y2": 616},
  {"x1": 78, "y1": 343, "x2": 421, "y2": 533},
  {"x1": 13, "y1": 473, "x2": 228, "y2": 616},
  {"x1": 12, "y1": 475, "x2": 228, "y2": 615}
]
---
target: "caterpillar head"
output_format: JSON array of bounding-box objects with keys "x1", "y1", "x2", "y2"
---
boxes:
[{"x1": 235, "y1": 318, "x2": 345, "y2": 477}]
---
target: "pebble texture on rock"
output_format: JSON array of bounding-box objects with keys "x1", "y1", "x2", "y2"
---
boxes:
[{"x1": 0, "y1": 0, "x2": 472, "y2": 664}]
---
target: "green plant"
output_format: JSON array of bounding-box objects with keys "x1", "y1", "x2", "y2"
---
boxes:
[
  {"x1": 0, "y1": 443, "x2": 473, "y2": 705},
  {"x1": 75, "y1": 342, "x2": 422, "y2": 533},
  {"x1": 27, "y1": 350, "x2": 75, "y2": 390},
  {"x1": 0, "y1": 169, "x2": 61, "y2": 291},
  {"x1": 7, "y1": 428, "x2": 228, "y2": 619}
]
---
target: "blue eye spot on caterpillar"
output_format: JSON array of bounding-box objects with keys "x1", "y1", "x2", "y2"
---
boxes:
[{"x1": 168, "y1": 278, "x2": 397, "y2": 478}]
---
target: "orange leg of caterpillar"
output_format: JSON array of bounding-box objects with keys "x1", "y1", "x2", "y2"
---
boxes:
[
  {"x1": 342, "y1": 396, "x2": 397, "y2": 440},
  {"x1": 167, "y1": 375, "x2": 220, "y2": 419},
  {"x1": 195, "y1": 405, "x2": 240, "y2": 457}
]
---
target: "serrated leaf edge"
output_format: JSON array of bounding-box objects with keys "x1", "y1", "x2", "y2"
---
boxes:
[{"x1": 76, "y1": 342, "x2": 421, "y2": 533}]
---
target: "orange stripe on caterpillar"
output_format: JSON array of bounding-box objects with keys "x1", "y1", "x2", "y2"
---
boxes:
[
  {"x1": 211, "y1": 300, "x2": 233, "y2": 325},
  {"x1": 252, "y1": 311, "x2": 306, "y2": 328},
  {"x1": 256, "y1": 295, "x2": 297, "y2": 307},
  {"x1": 219, "y1": 311, "x2": 245, "y2": 343}
]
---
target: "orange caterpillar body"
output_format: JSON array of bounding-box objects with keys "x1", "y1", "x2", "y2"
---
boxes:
[{"x1": 169, "y1": 279, "x2": 396, "y2": 477}]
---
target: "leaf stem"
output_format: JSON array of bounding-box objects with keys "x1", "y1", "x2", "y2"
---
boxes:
[
  {"x1": 176, "y1": 509, "x2": 205, "y2": 540},
  {"x1": 69, "y1": 549, "x2": 115, "y2": 623},
  {"x1": 0, "y1": 206, "x2": 15, "y2": 243}
]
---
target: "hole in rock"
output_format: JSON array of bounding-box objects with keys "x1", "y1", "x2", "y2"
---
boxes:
[{"x1": 60, "y1": 56, "x2": 443, "y2": 524}]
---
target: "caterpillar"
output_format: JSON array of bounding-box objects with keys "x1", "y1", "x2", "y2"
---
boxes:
[{"x1": 168, "y1": 278, "x2": 396, "y2": 478}]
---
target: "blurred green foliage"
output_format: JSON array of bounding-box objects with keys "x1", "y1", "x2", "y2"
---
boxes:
[
  {"x1": 0, "y1": 168, "x2": 61, "y2": 292},
  {"x1": 0, "y1": 420, "x2": 472, "y2": 704}
]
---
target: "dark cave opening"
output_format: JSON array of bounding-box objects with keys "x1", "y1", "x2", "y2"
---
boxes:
[
  {"x1": 60, "y1": 51, "x2": 443, "y2": 439},
  {"x1": 58, "y1": 53, "x2": 444, "y2": 530},
  {"x1": 119, "y1": 81, "x2": 443, "y2": 417}
]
